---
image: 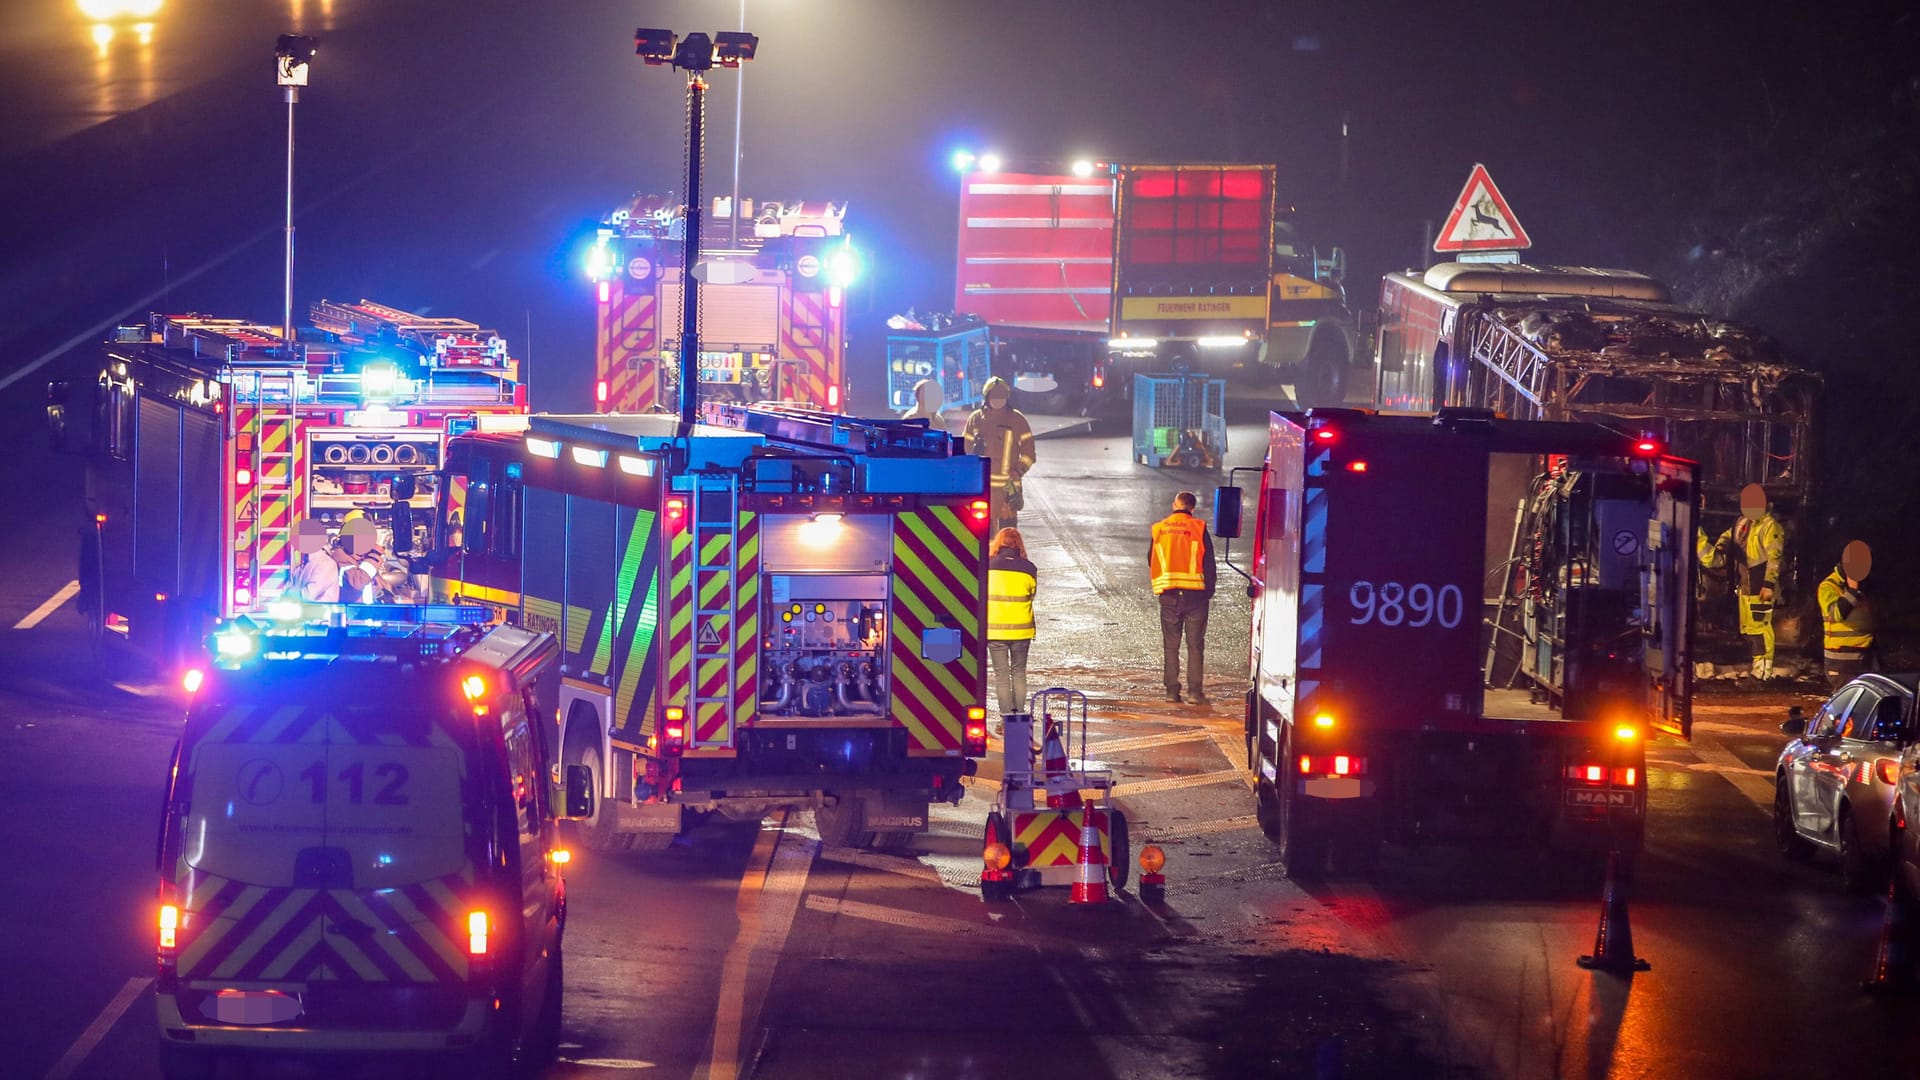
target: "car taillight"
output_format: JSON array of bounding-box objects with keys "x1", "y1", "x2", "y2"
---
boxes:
[
  {"x1": 1877, "y1": 759, "x2": 1902, "y2": 786},
  {"x1": 467, "y1": 910, "x2": 489, "y2": 957},
  {"x1": 158, "y1": 902, "x2": 179, "y2": 952}
]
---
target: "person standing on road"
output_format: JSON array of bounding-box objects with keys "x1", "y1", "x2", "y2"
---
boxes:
[
  {"x1": 986, "y1": 527, "x2": 1037, "y2": 716},
  {"x1": 1150, "y1": 490, "x2": 1216, "y2": 705},
  {"x1": 1818, "y1": 540, "x2": 1875, "y2": 688},
  {"x1": 1697, "y1": 483, "x2": 1786, "y2": 680},
  {"x1": 900, "y1": 378, "x2": 945, "y2": 424},
  {"x1": 962, "y1": 376, "x2": 1036, "y2": 534}
]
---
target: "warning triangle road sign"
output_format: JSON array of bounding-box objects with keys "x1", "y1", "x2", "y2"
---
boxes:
[
  {"x1": 697, "y1": 619, "x2": 722, "y2": 646},
  {"x1": 1433, "y1": 164, "x2": 1531, "y2": 253}
]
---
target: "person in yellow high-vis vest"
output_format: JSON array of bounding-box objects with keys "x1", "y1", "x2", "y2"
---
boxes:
[
  {"x1": 986, "y1": 527, "x2": 1037, "y2": 715},
  {"x1": 1697, "y1": 483, "x2": 1786, "y2": 680},
  {"x1": 1818, "y1": 540, "x2": 1874, "y2": 689},
  {"x1": 1150, "y1": 491, "x2": 1217, "y2": 705}
]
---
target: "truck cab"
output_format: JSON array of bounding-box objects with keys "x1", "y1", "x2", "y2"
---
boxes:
[{"x1": 155, "y1": 609, "x2": 589, "y2": 1079}]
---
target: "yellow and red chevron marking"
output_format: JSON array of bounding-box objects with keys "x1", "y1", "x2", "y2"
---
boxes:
[
  {"x1": 889, "y1": 505, "x2": 985, "y2": 755},
  {"x1": 691, "y1": 523, "x2": 734, "y2": 747},
  {"x1": 252, "y1": 415, "x2": 305, "y2": 597},
  {"x1": 598, "y1": 285, "x2": 660, "y2": 413},
  {"x1": 662, "y1": 519, "x2": 694, "y2": 719},
  {"x1": 779, "y1": 290, "x2": 842, "y2": 408},
  {"x1": 1011, "y1": 808, "x2": 1111, "y2": 870},
  {"x1": 733, "y1": 512, "x2": 759, "y2": 732},
  {"x1": 175, "y1": 869, "x2": 471, "y2": 984}
]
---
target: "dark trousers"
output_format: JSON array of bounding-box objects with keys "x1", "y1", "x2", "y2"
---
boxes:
[
  {"x1": 1826, "y1": 653, "x2": 1870, "y2": 690},
  {"x1": 988, "y1": 639, "x2": 1031, "y2": 715},
  {"x1": 1159, "y1": 590, "x2": 1209, "y2": 694}
]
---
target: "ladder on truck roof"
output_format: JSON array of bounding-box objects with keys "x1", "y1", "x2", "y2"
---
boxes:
[
  {"x1": 698, "y1": 401, "x2": 959, "y2": 457},
  {"x1": 310, "y1": 299, "x2": 510, "y2": 368}
]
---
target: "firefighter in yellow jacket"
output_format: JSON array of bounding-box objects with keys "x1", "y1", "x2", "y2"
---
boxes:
[
  {"x1": 1818, "y1": 540, "x2": 1874, "y2": 688},
  {"x1": 1150, "y1": 491, "x2": 1217, "y2": 705},
  {"x1": 1697, "y1": 483, "x2": 1786, "y2": 680},
  {"x1": 962, "y1": 377, "x2": 1036, "y2": 533},
  {"x1": 986, "y1": 527, "x2": 1037, "y2": 715}
]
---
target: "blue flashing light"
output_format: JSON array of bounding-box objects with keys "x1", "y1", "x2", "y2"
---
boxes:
[
  {"x1": 214, "y1": 629, "x2": 257, "y2": 660},
  {"x1": 361, "y1": 362, "x2": 399, "y2": 399},
  {"x1": 587, "y1": 238, "x2": 616, "y2": 282},
  {"x1": 826, "y1": 245, "x2": 862, "y2": 289},
  {"x1": 267, "y1": 599, "x2": 304, "y2": 623},
  {"x1": 951, "y1": 149, "x2": 975, "y2": 173}
]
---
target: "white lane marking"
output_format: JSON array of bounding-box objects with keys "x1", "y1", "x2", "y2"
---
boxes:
[
  {"x1": 13, "y1": 580, "x2": 80, "y2": 630},
  {"x1": 562, "y1": 1058, "x2": 657, "y2": 1069},
  {"x1": 1085, "y1": 729, "x2": 1211, "y2": 756},
  {"x1": 803, "y1": 894, "x2": 1054, "y2": 950},
  {"x1": 704, "y1": 817, "x2": 814, "y2": 1080},
  {"x1": 1110, "y1": 767, "x2": 1248, "y2": 798},
  {"x1": 1687, "y1": 734, "x2": 1776, "y2": 814},
  {"x1": 44, "y1": 976, "x2": 150, "y2": 1080}
]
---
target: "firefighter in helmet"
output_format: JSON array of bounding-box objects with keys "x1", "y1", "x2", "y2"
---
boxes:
[
  {"x1": 1818, "y1": 540, "x2": 1874, "y2": 688},
  {"x1": 1697, "y1": 483, "x2": 1786, "y2": 680},
  {"x1": 962, "y1": 377, "x2": 1036, "y2": 533}
]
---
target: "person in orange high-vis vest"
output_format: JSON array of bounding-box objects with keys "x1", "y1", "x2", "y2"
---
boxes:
[{"x1": 1150, "y1": 491, "x2": 1216, "y2": 705}]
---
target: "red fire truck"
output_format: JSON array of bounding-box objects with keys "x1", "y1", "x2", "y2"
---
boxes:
[
  {"x1": 50, "y1": 301, "x2": 526, "y2": 668},
  {"x1": 950, "y1": 157, "x2": 1358, "y2": 412},
  {"x1": 1224, "y1": 408, "x2": 1697, "y2": 874},
  {"x1": 587, "y1": 194, "x2": 857, "y2": 414},
  {"x1": 425, "y1": 402, "x2": 990, "y2": 851}
]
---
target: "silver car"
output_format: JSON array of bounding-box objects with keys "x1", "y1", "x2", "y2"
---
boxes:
[{"x1": 1775, "y1": 673, "x2": 1917, "y2": 891}]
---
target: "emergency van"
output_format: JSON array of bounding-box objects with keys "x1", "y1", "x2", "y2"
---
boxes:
[{"x1": 154, "y1": 607, "x2": 590, "y2": 1079}]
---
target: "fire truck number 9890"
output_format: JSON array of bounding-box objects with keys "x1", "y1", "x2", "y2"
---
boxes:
[{"x1": 1348, "y1": 581, "x2": 1465, "y2": 629}]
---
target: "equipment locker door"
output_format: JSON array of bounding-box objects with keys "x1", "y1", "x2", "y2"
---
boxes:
[{"x1": 1647, "y1": 456, "x2": 1695, "y2": 740}]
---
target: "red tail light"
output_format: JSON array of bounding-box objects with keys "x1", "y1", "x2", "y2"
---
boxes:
[
  {"x1": 967, "y1": 499, "x2": 990, "y2": 525},
  {"x1": 596, "y1": 379, "x2": 610, "y2": 406},
  {"x1": 597, "y1": 280, "x2": 611, "y2": 304},
  {"x1": 1585, "y1": 764, "x2": 1605, "y2": 783},
  {"x1": 1312, "y1": 428, "x2": 1337, "y2": 443},
  {"x1": 827, "y1": 384, "x2": 841, "y2": 410},
  {"x1": 1298, "y1": 754, "x2": 1367, "y2": 777},
  {"x1": 1345, "y1": 461, "x2": 1368, "y2": 473},
  {"x1": 1875, "y1": 759, "x2": 1901, "y2": 786},
  {"x1": 665, "y1": 497, "x2": 688, "y2": 528},
  {"x1": 964, "y1": 707, "x2": 988, "y2": 756},
  {"x1": 235, "y1": 467, "x2": 253, "y2": 487},
  {"x1": 467, "y1": 910, "x2": 489, "y2": 957}
]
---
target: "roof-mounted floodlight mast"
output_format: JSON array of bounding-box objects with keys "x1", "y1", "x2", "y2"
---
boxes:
[
  {"x1": 274, "y1": 34, "x2": 317, "y2": 360},
  {"x1": 634, "y1": 27, "x2": 758, "y2": 429}
]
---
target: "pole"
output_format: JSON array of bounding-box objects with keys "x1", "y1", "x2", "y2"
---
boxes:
[
  {"x1": 680, "y1": 73, "x2": 706, "y2": 427},
  {"x1": 729, "y1": 0, "x2": 744, "y2": 249},
  {"x1": 282, "y1": 86, "x2": 298, "y2": 355}
]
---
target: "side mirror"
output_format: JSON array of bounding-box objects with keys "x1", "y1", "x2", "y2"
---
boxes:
[
  {"x1": 1212, "y1": 486, "x2": 1243, "y2": 539},
  {"x1": 1780, "y1": 705, "x2": 1806, "y2": 737},
  {"x1": 563, "y1": 764, "x2": 595, "y2": 820},
  {"x1": 46, "y1": 379, "x2": 70, "y2": 454}
]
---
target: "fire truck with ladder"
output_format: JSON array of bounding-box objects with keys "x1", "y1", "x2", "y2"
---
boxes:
[
  {"x1": 586, "y1": 194, "x2": 858, "y2": 414},
  {"x1": 1222, "y1": 408, "x2": 1697, "y2": 875},
  {"x1": 49, "y1": 301, "x2": 526, "y2": 669},
  {"x1": 424, "y1": 401, "x2": 990, "y2": 851}
]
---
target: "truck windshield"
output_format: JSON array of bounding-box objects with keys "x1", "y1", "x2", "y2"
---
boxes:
[{"x1": 179, "y1": 678, "x2": 473, "y2": 890}]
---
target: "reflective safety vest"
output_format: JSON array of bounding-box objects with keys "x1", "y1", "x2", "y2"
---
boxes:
[
  {"x1": 987, "y1": 553, "x2": 1037, "y2": 641},
  {"x1": 1150, "y1": 512, "x2": 1208, "y2": 594},
  {"x1": 1698, "y1": 513, "x2": 1784, "y2": 595},
  {"x1": 1817, "y1": 568, "x2": 1874, "y2": 660}
]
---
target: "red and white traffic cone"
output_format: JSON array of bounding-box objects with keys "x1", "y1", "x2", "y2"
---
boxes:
[
  {"x1": 1069, "y1": 808, "x2": 1109, "y2": 905},
  {"x1": 1043, "y1": 718, "x2": 1082, "y2": 810}
]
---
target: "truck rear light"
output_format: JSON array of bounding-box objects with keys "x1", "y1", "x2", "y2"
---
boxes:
[
  {"x1": 964, "y1": 707, "x2": 988, "y2": 756},
  {"x1": 233, "y1": 586, "x2": 252, "y2": 607},
  {"x1": 1312, "y1": 428, "x2": 1336, "y2": 443},
  {"x1": 1345, "y1": 461, "x2": 1368, "y2": 473},
  {"x1": 968, "y1": 499, "x2": 990, "y2": 524},
  {"x1": 598, "y1": 280, "x2": 611, "y2": 304},
  {"x1": 1633, "y1": 438, "x2": 1660, "y2": 455},
  {"x1": 1615, "y1": 767, "x2": 1638, "y2": 787},
  {"x1": 827, "y1": 385, "x2": 841, "y2": 410},
  {"x1": 1613, "y1": 725, "x2": 1638, "y2": 742},
  {"x1": 1312, "y1": 712, "x2": 1336, "y2": 729},
  {"x1": 235, "y1": 467, "x2": 252, "y2": 486},
  {"x1": 1091, "y1": 366, "x2": 1105, "y2": 389},
  {"x1": 158, "y1": 902, "x2": 179, "y2": 952},
  {"x1": 1585, "y1": 764, "x2": 1605, "y2": 783},
  {"x1": 181, "y1": 668, "x2": 204, "y2": 694},
  {"x1": 467, "y1": 911, "x2": 489, "y2": 956},
  {"x1": 1298, "y1": 754, "x2": 1366, "y2": 777},
  {"x1": 666, "y1": 497, "x2": 688, "y2": 527},
  {"x1": 596, "y1": 379, "x2": 609, "y2": 406}
]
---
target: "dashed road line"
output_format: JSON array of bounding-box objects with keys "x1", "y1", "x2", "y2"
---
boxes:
[
  {"x1": 13, "y1": 580, "x2": 79, "y2": 630},
  {"x1": 705, "y1": 814, "x2": 814, "y2": 1080}
]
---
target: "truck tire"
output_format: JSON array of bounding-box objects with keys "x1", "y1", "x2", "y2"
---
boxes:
[
  {"x1": 1294, "y1": 330, "x2": 1350, "y2": 409},
  {"x1": 814, "y1": 795, "x2": 868, "y2": 850},
  {"x1": 626, "y1": 831, "x2": 677, "y2": 853},
  {"x1": 1269, "y1": 729, "x2": 1326, "y2": 877}
]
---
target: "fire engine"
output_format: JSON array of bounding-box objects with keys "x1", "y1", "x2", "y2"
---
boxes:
[
  {"x1": 50, "y1": 301, "x2": 526, "y2": 668},
  {"x1": 586, "y1": 194, "x2": 858, "y2": 414},
  {"x1": 425, "y1": 401, "x2": 990, "y2": 851},
  {"x1": 1223, "y1": 408, "x2": 1697, "y2": 874},
  {"x1": 1372, "y1": 261, "x2": 1820, "y2": 596},
  {"x1": 945, "y1": 156, "x2": 1359, "y2": 412}
]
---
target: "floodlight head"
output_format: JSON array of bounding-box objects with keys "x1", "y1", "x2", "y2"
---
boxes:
[
  {"x1": 673, "y1": 32, "x2": 715, "y2": 72},
  {"x1": 713, "y1": 31, "x2": 758, "y2": 67},
  {"x1": 274, "y1": 34, "x2": 317, "y2": 87},
  {"x1": 635, "y1": 27, "x2": 678, "y2": 64}
]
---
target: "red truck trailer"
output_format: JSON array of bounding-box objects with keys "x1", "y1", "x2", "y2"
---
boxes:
[
  {"x1": 1224, "y1": 408, "x2": 1697, "y2": 874},
  {"x1": 952, "y1": 158, "x2": 1358, "y2": 412}
]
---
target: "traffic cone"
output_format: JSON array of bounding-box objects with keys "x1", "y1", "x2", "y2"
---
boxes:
[
  {"x1": 1862, "y1": 875, "x2": 1918, "y2": 994},
  {"x1": 1069, "y1": 808, "x2": 1109, "y2": 905},
  {"x1": 980, "y1": 811, "x2": 1014, "y2": 902},
  {"x1": 1042, "y1": 717, "x2": 1082, "y2": 810},
  {"x1": 1577, "y1": 850, "x2": 1649, "y2": 973}
]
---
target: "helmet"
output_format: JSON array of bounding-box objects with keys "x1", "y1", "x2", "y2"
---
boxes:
[
  {"x1": 342, "y1": 509, "x2": 366, "y2": 524},
  {"x1": 981, "y1": 376, "x2": 1011, "y2": 403}
]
